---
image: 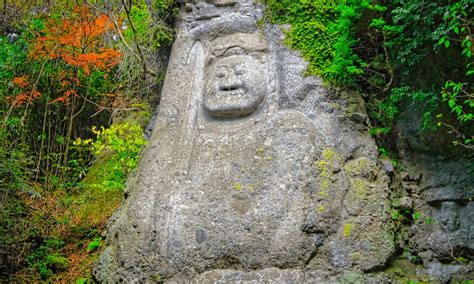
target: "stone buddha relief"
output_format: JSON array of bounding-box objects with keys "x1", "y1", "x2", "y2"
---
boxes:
[{"x1": 94, "y1": 1, "x2": 394, "y2": 282}]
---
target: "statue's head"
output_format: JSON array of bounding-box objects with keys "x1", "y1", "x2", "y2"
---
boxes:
[{"x1": 203, "y1": 33, "x2": 269, "y2": 118}]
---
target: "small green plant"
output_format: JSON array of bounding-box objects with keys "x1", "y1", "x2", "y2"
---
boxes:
[
  {"x1": 27, "y1": 239, "x2": 69, "y2": 279},
  {"x1": 403, "y1": 246, "x2": 421, "y2": 264},
  {"x1": 412, "y1": 212, "x2": 421, "y2": 221},
  {"x1": 76, "y1": 278, "x2": 90, "y2": 284},
  {"x1": 86, "y1": 237, "x2": 102, "y2": 253}
]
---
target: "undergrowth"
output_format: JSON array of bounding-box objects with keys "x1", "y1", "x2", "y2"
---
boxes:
[{"x1": 6, "y1": 116, "x2": 148, "y2": 282}]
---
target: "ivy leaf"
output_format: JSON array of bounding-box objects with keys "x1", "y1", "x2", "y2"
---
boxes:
[
  {"x1": 448, "y1": 100, "x2": 456, "y2": 109},
  {"x1": 391, "y1": 210, "x2": 400, "y2": 220},
  {"x1": 413, "y1": 212, "x2": 421, "y2": 221},
  {"x1": 438, "y1": 36, "x2": 446, "y2": 45}
]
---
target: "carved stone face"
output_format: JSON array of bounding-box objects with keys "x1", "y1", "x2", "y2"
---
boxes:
[{"x1": 203, "y1": 55, "x2": 266, "y2": 117}]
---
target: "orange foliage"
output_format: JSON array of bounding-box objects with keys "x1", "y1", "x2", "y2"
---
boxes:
[
  {"x1": 51, "y1": 89, "x2": 78, "y2": 104},
  {"x1": 13, "y1": 89, "x2": 41, "y2": 107},
  {"x1": 12, "y1": 76, "x2": 29, "y2": 88},
  {"x1": 32, "y1": 5, "x2": 120, "y2": 68},
  {"x1": 27, "y1": 4, "x2": 122, "y2": 106}
]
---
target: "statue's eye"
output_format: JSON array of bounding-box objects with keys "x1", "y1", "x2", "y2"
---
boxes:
[
  {"x1": 234, "y1": 64, "x2": 246, "y2": 75},
  {"x1": 216, "y1": 67, "x2": 227, "y2": 78}
]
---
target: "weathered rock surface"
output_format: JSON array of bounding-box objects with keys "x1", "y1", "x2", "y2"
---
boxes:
[
  {"x1": 94, "y1": 0, "x2": 394, "y2": 281},
  {"x1": 393, "y1": 107, "x2": 474, "y2": 281}
]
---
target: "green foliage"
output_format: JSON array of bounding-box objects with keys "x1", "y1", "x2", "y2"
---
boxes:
[
  {"x1": 27, "y1": 239, "x2": 69, "y2": 279},
  {"x1": 76, "y1": 121, "x2": 147, "y2": 191},
  {"x1": 264, "y1": 0, "x2": 338, "y2": 79},
  {"x1": 86, "y1": 237, "x2": 102, "y2": 253},
  {"x1": 0, "y1": 35, "x2": 27, "y2": 100},
  {"x1": 0, "y1": 1, "x2": 171, "y2": 281},
  {"x1": 117, "y1": 0, "x2": 176, "y2": 99},
  {"x1": 123, "y1": 0, "x2": 173, "y2": 51},
  {"x1": 264, "y1": 0, "x2": 473, "y2": 149}
]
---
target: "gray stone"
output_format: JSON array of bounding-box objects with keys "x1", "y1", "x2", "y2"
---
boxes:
[
  {"x1": 213, "y1": 0, "x2": 237, "y2": 6},
  {"x1": 426, "y1": 262, "x2": 463, "y2": 283},
  {"x1": 94, "y1": 1, "x2": 394, "y2": 281},
  {"x1": 381, "y1": 159, "x2": 394, "y2": 175},
  {"x1": 395, "y1": 107, "x2": 474, "y2": 266}
]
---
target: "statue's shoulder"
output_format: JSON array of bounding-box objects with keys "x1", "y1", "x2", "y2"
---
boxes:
[
  {"x1": 259, "y1": 109, "x2": 319, "y2": 162},
  {"x1": 265, "y1": 109, "x2": 317, "y2": 136}
]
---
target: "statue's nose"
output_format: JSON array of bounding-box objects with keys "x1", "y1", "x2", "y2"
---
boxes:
[{"x1": 219, "y1": 73, "x2": 242, "y2": 91}]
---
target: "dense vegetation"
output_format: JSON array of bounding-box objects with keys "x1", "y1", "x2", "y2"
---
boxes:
[
  {"x1": 0, "y1": 0, "x2": 175, "y2": 281},
  {"x1": 264, "y1": 0, "x2": 473, "y2": 150}
]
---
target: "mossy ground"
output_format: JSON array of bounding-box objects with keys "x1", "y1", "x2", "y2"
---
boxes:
[
  {"x1": 5, "y1": 111, "x2": 149, "y2": 282},
  {"x1": 11, "y1": 159, "x2": 124, "y2": 282}
]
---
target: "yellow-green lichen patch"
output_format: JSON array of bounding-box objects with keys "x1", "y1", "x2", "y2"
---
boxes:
[
  {"x1": 353, "y1": 179, "x2": 369, "y2": 199},
  {"x1": 318, "y1": 205, "x2": 326, "y2": 212},
  {"x1": 351, "y1": 252, "x2": 362, "y2": 261},
  {"x1": 343, "y1": 157, "x2": 377, "y2": 181},
  {"x1": 319, "y1": 191, "x2": 329, "y2": 198},
  {"x1": 233, "y1": 183, "x2": 243, "y2": 191},
  {"x1": 322, "y1": 148, "x2": 338, "y2": 162},
  {"x1": 255, "y1": 146, "x2": 266, "y2": 156},
  {"x1": 330, "y1": 102, "x2": 341, "y2": 110},
  {"x1": 320, "y1": 179, "x2": 331, "y2": 192},
  {"x1": 315, "y1": 148, "x2": 341, "y2": 198},
  {"x1": 343, "y1": 223, "x2": 355, "y2": 237}
]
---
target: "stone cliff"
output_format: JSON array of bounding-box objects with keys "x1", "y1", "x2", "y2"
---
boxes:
[{"x1": 94, "y1": 0, "x2": 472, "y2": 282}]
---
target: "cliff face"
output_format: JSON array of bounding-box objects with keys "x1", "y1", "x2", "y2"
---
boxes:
[
  {"x1": 94, "y1": 1, "x2": 472, "y2": 282},
  {"x1": 391, "y1": 108, "x2": 473, "y2": 281}
]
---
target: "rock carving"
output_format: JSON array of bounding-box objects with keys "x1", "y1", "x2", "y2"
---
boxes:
[{"x1": 94, "y1": 1, "x2": 394, "y2": 282}]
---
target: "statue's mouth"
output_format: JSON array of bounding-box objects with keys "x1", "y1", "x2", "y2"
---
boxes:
[{"x1": 218, "y1": 84, "x2": 245, "y2": 96}]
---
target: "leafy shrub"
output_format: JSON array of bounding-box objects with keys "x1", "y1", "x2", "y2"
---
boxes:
[
  {"x1": 27, "y1": 239, "x2": 69, "y2": 279},
  {"x1": 264, "y1": 0, "x2": 338, "y2": 79},
  {"x1": 264, "y1": 0, "x2": 473, "y2": 148},
  {"x1": 86, "y1": 237, "x2": 101, "y2": 253},
  {"x1": 76, "y1": 121, "x2": 147, "y2": 191}
]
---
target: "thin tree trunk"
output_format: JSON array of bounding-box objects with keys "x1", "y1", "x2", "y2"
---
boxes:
[
  {"x1": 62, "y1": 95, "x2": 76, "y2": 175},
  {"x1": 46, "y1": 109, "x2": 52, "y2": 188},
  {"x1": 35, "y1": 98, "x2": 49, "y2": 181}
]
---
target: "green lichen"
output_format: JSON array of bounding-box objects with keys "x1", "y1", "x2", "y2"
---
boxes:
[
  {"x1": 342, "y1": 271, "x2": 363, "y2": 283},
  {"x1": 353, "y1": 179, "x2": 368, "y2": 199},
  {"x1": 343, "y1": 223, "x2": 354, "y2": 237},
  {"x1": 344, "y1": 158, "x2": 369, "y2": 175},
  {"x1": 255, "y1": 146, "x2": 266, "y2": 156},
  {"x1": 351, "y1": 252, "x2": 362, "y2": 261},
  {"x1": 384, "y1": 259, "x2": 430, "y2": 283},
  {"x1": 315, "y1": 148, "x2": 341, "y2": 198},
  {"x1": 330, "y1": 102, "x2": 341, "y2": 110},
  {"x1": 343, "y1": 157, "x2": 377, "y2": 180},
  {"x1": 322, "y1": 148, "x2": 338, "y2": 162},
  {"x1": 233, "y1": 183, "x2": 242, "y2": 191},
  {"x1": 320, "y1": 179, "x2": 331, "y2": 191}
]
